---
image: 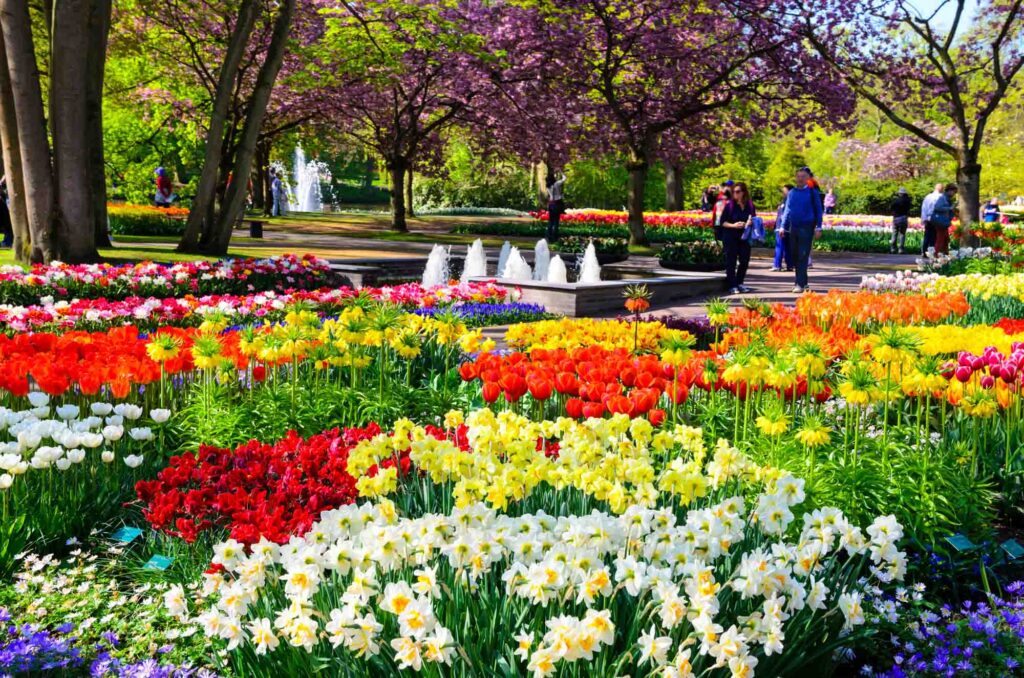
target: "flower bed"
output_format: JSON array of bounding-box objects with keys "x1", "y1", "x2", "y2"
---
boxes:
[
  {"x1": 108, "y1": 203, "x2": 190, "y2": 236},
  {"x1": 0, "y1": 281, "x2": 518, "y2": 333},
  {"x1": 658, "y1": 240, "x2": 724, "y2": 271},
  {"x1": 0, "y1": 254, "x2": 335, "y2": 306}
]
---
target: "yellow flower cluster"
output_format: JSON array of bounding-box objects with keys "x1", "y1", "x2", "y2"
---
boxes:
[
  {"x1": 347, "y1": 410, "x2": 772, "y2": 513},
  {"x1": 924, "y1": 272, "x2": 1024, "y2": 301},
  {"x1": 505, "y1": 318, "x2": 690, "y2": 352},
  {"x1": 901, "y1": 325, "x2": 1024, "y2": 356}
]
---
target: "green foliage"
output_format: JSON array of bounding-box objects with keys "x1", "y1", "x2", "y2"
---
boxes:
[
  {"x1": 658, "y1": 240, "x2": 723, "y2": 266},
  {"x1": 108, "y1": 210, "x2": 185, "y2": 236},
  {"x1": 549, "y1": 236, "x2": 628, "y2": 256},
  {"x1": 416, "y1": 139, "x2": 535, "y2": 210}
]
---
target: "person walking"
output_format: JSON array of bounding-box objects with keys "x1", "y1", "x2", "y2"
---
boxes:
[
  {"x1": 546, "y1": 172, "x2": 566, "y2": 242},
  {"x1": 920, "y1": 183, "x2": 951, "y2": 256},
  {"x1": 982, "y1": 197, "x2": 1001, "y2": 223},
  {"x1": 770, "y1": 184, "x2": 793, "y2": 272},
  {"x1": 933, "y1": 184, "x2": 957, "y2": 255},
  {"x1": 823, "y1": 188, "x2": 837, "y2": 215},
  {"x1": 719, "y1": 181, "x2": 756, "y2": 295},
  {"x1": 271, "y1": 170, "x2": 285, "y2": 217},
  {"x1": 779, "y1": 167, "x2": 823, "y2": 294},
  {"x1": 0, "y1": 177, "x2": 11, "y2": 248},
  {"x1": 890, "y1": 187, "x2": 912, "y2": 254},
  {"x1": 154, "y1": 167, "x2": 173, "y2": 208},
  {"x1": 711, "y1": 180, "x2": 734, "y2": 240}
]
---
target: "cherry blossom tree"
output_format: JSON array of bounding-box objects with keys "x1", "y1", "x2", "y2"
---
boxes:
[
  {"x1": 527, "y1": 0, "x2": 853, "y2": 244},
  {"x1": 794, "y1": 0, "x2": 1024, "y2": 240}
]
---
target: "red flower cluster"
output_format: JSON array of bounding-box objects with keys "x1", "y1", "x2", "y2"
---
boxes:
[
  {"x1": 459, "y1": 346, "x2": 687, "y2": 421},
  {"x1": 0, "y1": 326, "x2": 194, "y2": 398},
  {"x1": 136, "y1": 425, "x2": 392, "y2": 544}
]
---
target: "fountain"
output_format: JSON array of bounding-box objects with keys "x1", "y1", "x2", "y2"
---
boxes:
[
  {"x1": 578, "y1": 242, "x2": 602, "y2": 283},
  {"x1": 422, "y1": 244, "x2": 451, "y2": 287},
  {"x1": 496, "y1": 241, "x2": 511, "y2": 279},
  {"x1": 291, "y1": 147, "x2": 324, "y2": 213},
  {"x1": 533, "y1": 239, "x2": 551, "y2": 281},
  {"x1": 501, "y1": 247, "x2": 533, "y2": 281},
  {"x1": 547, "y1": 255, "x2": 568, "y2": 283},
  {"x1": 460, "y1": 239, "x2": 487, "y2": 283}
]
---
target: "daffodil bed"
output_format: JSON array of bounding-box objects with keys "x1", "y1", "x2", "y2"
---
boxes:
[{"x1": 7, "y1": 265, "x2": 1024, "y2": 676}]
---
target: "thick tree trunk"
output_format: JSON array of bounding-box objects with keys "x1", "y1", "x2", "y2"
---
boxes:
[
  {"x1": 387, "y1": 159, "x2": 408, "y2": 232},
  {"x1": 0, "y1": 31, "x2": 29, "y2": 262},
  {"x1": 1, "y1": 0, "x2": 55, "y2": 262},
  {"x1": 178, "y1": 0, "x2": 257, "y2": 252},
  {"x1": 957, "y1": 160, "x2": 982, "y2": 247},
  {"x1": 664, "y1": 160, "x2": 683, "y2": 212},
  {"x1": 626, "y1": 159, "x2": 648, "y2": 246},
  {"x1": 86, "y1": 0, "x2": 111, "y2": 248},
  {"x1": 405, "y1": 168, "x2": 414, "y2": 218},
  {"x1": 253, "y1": 141, "x2": 269, "y2": 214},
  {"x1": 204, "y1": 0, "x2": 295, "y2": 255},
  {"x1": 51, "y1": 0, "x2": 100, "y2": 262}
]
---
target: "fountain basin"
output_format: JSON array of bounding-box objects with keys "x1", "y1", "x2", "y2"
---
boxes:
[{"x1": 472, "y1": 273, "x2": 724, "y2": 317}]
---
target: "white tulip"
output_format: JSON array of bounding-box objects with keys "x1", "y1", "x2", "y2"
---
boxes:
[
  {"x1": 0, "y1": 473, "x2": 12, "y2": 490},
  {"x1": 150, "y1": 409, "x2": 172, "y2": 424},
  {"x1": 128, "y1": 427, "x2": 154, "y2": 442},
  {"x1": 11, "y1": 462, "x2": 27, "y2": 475},
  {"x1": 90, "y1": 402, "x2": 113, "y2": 416},
  {"x1": 82, "y1": 416, "x2": 103, "y2": 429},
  {"x1": 102, "y1": 425, "x2": 124, "y2": 442},
  {"x1": 124, "y1": 454, "x2": 144, "y2": 469},
  {"x1": 27, "y1": 392, "x2": 49, "y2": 408},
  {"x1": 0, "y1": 453, "x2": 20, "y2": 471},
  {"x1": 105, "y1": 415, "x2": 124, "y2": 427},
  {"x1": 55, "y1": 458, "x2": 71, "y2": 471},
  {"x1": 115, "y1": 404, "x2": 143, "y2": 420},
  {"x1": 79, "y1": 433, "x2": 103, "y2": 449},
  {"x1": 67, "y1": 449, "x2": 85, "y2": 464},
  {"x1": 101, "y1": 450, "x2": 115, "y2": 463},
  {"x1": 30, "y1": 406, "x2": 50, "y2": 418},
  {"x1": 56, "y1": 405, "x2": 80, "y2": 420},
  {"x1": 17, "y1": 430, "x2": 41, "y2": 450}
]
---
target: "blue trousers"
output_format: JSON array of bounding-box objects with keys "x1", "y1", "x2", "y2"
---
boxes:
[
  {"x1": 789, "y1": 227, "x2": 816, "y2": 288},
  {"x1": 773, "y1": 232, "x2": 791, "y2": 269}
]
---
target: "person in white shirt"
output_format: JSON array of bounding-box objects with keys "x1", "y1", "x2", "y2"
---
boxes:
[{"x1": 546, "y1": 172, "x2": 566, "y2": 242}]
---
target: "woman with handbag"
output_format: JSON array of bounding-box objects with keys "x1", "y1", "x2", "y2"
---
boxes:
[{"x1": 719, "y1": 181, "x2": 756, "y2": 294}]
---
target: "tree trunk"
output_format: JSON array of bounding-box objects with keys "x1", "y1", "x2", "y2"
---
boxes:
[
  {"x1": 664, "y1": 160, "x2": 683, "y2": 211},
  {"x1": 626, "y1": 158, "x2": 648, "y2": 246},
  {"x1": 86, "y1": 0, "x2": 111, "y2": 248},
  {"x1": 1, "y1": 0, "x2": 55, "y2": 262},
  {"x1": 405, "y1": 167, "x2": 414, "y2": 218},
  {"x1": 178, "y1": 0, "x2": 257, "y2": 252},
  {"x1": 204, "y1": 0, "x2": 294, "y2": 255},
  {"x1": 51, "y1": 0, "x2": 100, "y2": 262},
  {"x1": 957, "y1": 160, "x2": 981, "y2": 247},
  {"x1": 253, "y1": 141, "x2": 268, "y2": 214},
  {"x1": 533, "y1": 161, "x2": 550, "y2": 210},
  {"x1": 387, "y1": 158, "x2": 408, "y2": 232},
  {"x1": 0, "y1": 30, "x2": 29, "y2": 262}
]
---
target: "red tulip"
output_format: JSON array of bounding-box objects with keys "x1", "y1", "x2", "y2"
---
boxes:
[
  {"x1": 528, "y1": 376, "x2": 554, "y2": 401},
  {"x1": 565, "y1": 398, "x2": 584, "y2": 418},
  {"x1": 481, "y1": 381, "x2": 501, "y2": 403},
  {"x1": 554, "y1": 372, "x2": 579, "y2": 395},
  {"x1": 648, "y1": 409, "x2": 666, "y2": 426},
  {"x1": 581, "y1": 401, "x2": 605, "y2": 418}
]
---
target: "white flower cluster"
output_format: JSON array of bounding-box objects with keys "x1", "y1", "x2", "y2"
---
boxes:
[
  {"x1": 859, "y1": 269, "x2": 939, "y2": 293},
  {"x1": 0, "y1": 393, "x2": 170, "y2": 489},
  {"x1": 168, "y1": 490, "x2": 906, "y2": 676}
]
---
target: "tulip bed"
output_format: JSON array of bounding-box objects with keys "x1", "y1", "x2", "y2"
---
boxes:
[{"x1": 6, "y1": 260, "x2": 1024, "y2": 676}]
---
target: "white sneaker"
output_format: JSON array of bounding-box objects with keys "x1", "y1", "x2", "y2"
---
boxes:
[
  {"x1": 728, "y1": 287, "x2": 741, "y2": 295},
  {"x1": 792, "y1": 285, "x2": 804, "y2": 293},
  {"x1": 738, "y1": 284, "x2": 753, "y2": 292},
  {"x1": 768, "y1": 267, "x2": 781, "y2": 272}
]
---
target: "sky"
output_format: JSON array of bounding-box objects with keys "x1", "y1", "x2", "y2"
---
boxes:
[{"x1": 910, "y1": 0, "x2": 978, "y2": 30}]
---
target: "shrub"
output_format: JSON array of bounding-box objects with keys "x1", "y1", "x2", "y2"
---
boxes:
[
  {"x1": 550, "y1": 236, "x2": 629, "y2": 256},
  {"x1": 108, "y1": 204, "x2": 188, "y2": 236},
  {"x1": 659, "y1": 239, "x2": 723, "y2": 265}
]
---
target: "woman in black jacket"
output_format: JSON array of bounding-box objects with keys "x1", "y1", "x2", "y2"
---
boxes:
[{"x1": 719, "y1": 182, "x2": 756, "y2": 294}]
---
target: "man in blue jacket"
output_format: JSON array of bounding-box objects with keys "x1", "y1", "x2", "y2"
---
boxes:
[{"x1": 778, "y1": 166, "x2": 823, "y2": 293}]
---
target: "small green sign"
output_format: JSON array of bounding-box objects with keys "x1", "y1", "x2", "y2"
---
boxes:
[
  {"x1": 1001, "y1": 539, "x2": 1024, "y2": 560},
  {"x1": 143, "y1": 555, "x2": 174, "y2": 571},
  {"x1": 944, "y1": 534, "x2": 977, "y2": 552},
  {"x1": 110, "y1": 527, "x2": 143, "y2": 543}
]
